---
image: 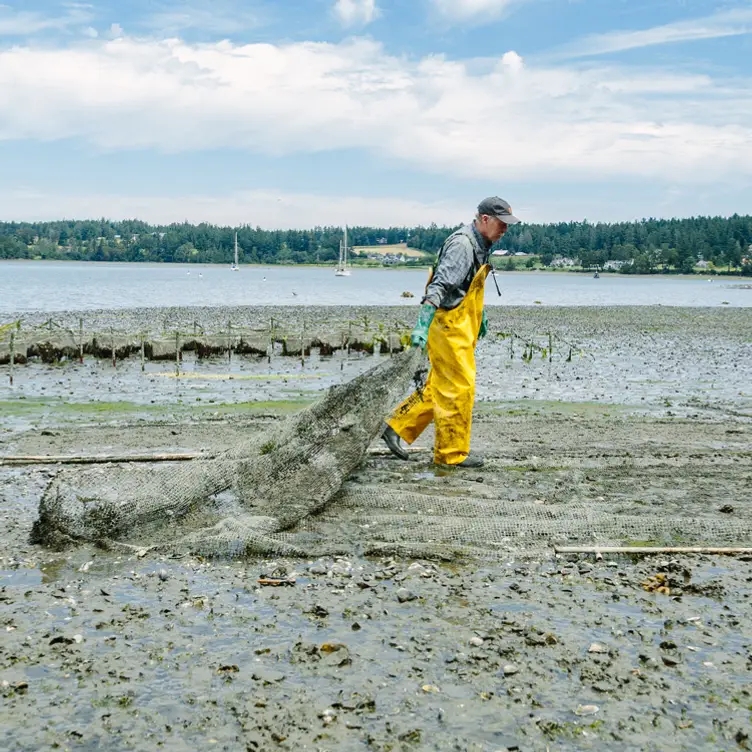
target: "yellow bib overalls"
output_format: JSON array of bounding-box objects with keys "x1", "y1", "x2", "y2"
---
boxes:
[{"x1": 387, "y1": 264, "x2": 490, "y2": 465}]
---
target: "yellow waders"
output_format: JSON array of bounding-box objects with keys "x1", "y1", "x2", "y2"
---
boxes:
[{"x1": 387, "y1": 264, "x2": 490, "y2": 465}]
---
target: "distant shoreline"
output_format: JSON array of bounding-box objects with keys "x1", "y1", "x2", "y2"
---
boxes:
[
  {"x1": 0, "y1": 257, "x2": 748, "y2": 280},
  {"x1": 0, "y1": 258, "x2": 432, "y2": 272}
]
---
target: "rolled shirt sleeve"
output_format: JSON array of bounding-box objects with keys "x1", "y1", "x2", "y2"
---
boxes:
[{"x1": 422, "y1": 234, "x2": 475, "y2": 309}]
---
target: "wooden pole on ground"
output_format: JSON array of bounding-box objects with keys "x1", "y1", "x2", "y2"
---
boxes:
[
  {"x1": 79, "y1": 318, "x2": 84, "y2": 364},
  {"x1": 175, "y1": 331, "x2": 181, "y2": 377},
  {"x1": 0, "y1": 452, "x2": 206, "y2": 466},
  {"x1": 555, "y1": 546, "x2": 752, "y2": 556},
  {"x1": 2, "y1": 447, "x2": 424, "y2": 465}
]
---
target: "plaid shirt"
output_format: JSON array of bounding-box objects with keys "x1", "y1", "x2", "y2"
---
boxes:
[{"x1": 422, "y1": 223, "x2": 492, "y2": 310}]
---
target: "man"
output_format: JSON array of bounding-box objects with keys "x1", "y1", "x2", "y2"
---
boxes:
[{"x1": 382, "y1": 197, "x2": 520, "y2": 468}]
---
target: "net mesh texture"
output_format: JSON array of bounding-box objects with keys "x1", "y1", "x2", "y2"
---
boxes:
[
  {"x1": 31, "y1": 349, "x2": 428, "y2": 557},
  {"x1": 30, "y1": 345, "x2": 752, "y2": 560}
]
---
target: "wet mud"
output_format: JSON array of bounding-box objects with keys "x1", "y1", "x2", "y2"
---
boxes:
[
  {"x1": 1, "y1": 305, "x2": 752, "y2": 751},
  {"x1": 3, "y1": 306, "x2": 751, "y2": 413}
]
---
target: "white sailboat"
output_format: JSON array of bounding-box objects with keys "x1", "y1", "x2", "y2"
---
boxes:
[
  {"x1": 231, "y1": 232, "x2": 239, "y2": 271},
  {"x1": 335, "y1": 226, "x2": 351, "y2": 277}
]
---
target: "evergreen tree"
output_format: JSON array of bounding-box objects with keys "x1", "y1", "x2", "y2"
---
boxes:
[{"x1": 0, "y1": 215, "x2": 750, "y2": 274}]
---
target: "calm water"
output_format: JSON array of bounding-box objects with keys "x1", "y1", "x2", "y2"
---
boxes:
[{"x1": 0, "y1": 260, "x2": 750, "y2": 313}]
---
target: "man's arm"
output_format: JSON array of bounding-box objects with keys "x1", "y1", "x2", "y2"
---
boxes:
[{"x1": 422, "y1": 234, "x2": 475, "y2": 308}]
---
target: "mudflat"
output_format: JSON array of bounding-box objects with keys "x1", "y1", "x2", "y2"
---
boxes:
[{"x1": 1, "y1": 305, "x2": 751, "y2": 751}]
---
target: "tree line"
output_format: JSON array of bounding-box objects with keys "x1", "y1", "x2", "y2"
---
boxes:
[{"x1": 0, "y1": 215, "x2": 750, "y2": 274}]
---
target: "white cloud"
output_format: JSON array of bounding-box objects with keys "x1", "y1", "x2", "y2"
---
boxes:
[
  {"x1": 0, "y1": 4, "x2": 93, "y2": 35},
  {"x1": 0, "y1": 187, "x2": 468, "y2": 228},
  {"x1": 554, "y1": 7, "x2": 752, "y2": 58},
  {"x1": 334, "y1": 0, "x2": 378, "y2": 27},
  {"x1": 500, "y1": 50, "x2": 523, "y2": 71},
  {"x1": 430, "y1": 0, "x2": 521, "y2": 21},
  {"x1": 0, "y1": 36, "x2": 750, "y2": 185}
]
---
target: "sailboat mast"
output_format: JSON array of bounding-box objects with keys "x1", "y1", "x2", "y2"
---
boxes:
[
  {"x1": 234, "y1": 232, "x2": 238, "y2": 267},
  {"x1": 334, "y1": 224, "x2": 351, "y2": 276}
]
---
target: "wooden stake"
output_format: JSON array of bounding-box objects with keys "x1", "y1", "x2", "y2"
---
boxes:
[
  {"x1": 9, "y1": 330, "x2": 15, "y2": 386},
  {"x1": 79, "y1": 318, "x2": 84, "y2": 364},
  {"x1": 555, "y1": 546, "x2": 752, "y2": 556}
]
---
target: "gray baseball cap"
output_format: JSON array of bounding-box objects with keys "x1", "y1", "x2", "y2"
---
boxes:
[{"x1": 477, "y1": 196, "x2": 521, "y2": 225}]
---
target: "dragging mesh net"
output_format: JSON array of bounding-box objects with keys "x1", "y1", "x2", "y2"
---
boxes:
[
  {"x1": 31, "y1": 348, "x2": 427, "y2": 557},
  {"x1": 279, "y1": 489, "x2": 752, "y2": 559},
  {"x1": 29, "y1": 342, "x2": 752, "y2": 560}
]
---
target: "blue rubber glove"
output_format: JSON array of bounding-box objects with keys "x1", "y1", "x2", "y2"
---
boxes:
[
  {"x1": 411, "y1": 303, "x2": 436, "y2": 351},
  {"x1": 478, "y1": 309, "x2": 488, "y2": 339}
]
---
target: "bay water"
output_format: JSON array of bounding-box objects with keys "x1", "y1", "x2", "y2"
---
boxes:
[{"x1": 1, "y1": 260, "x2": 750, "y2": 313}]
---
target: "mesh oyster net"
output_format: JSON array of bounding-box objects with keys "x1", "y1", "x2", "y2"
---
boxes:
[
  {"x1": 279, "y1": 489, "x2": 752, "y2": 559},
  {"x1": 31, "y1": 348, "x2": 427, "y2": 557},
  {"x1": 29, "y1": 339, "x2": 752, "y2": 560}
]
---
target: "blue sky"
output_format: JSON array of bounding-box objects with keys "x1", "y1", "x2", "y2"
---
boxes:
[{"x1": 0, "y1": 0, "x2": 750, "y2": 227}]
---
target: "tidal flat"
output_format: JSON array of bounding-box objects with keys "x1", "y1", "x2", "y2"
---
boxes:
[{"x1": 1, "y1": 305, "x2": 751, "y2": 751}]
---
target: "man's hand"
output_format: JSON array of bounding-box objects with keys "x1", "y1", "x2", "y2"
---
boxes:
[
  {"x1": 411, "y1": 303, "x2": 436, "y2": 351},
  {"x1": 478, "y1": 309, "x2": 488, "y2": 339}
]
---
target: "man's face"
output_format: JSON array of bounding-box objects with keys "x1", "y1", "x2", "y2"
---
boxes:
[{"x1": 478, "y1": 214, "x2": 509, "y2": 244}]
